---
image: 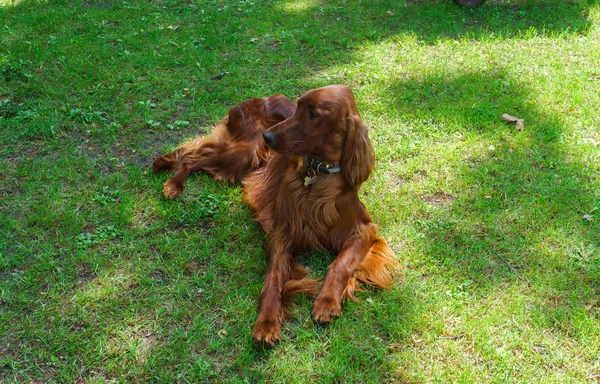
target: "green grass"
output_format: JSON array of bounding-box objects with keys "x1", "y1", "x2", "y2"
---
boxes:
[{"x1": 2, "y1": 0, "x2": 600, "y2": 382}]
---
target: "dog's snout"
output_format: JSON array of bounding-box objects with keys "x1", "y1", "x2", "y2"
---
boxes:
[{"x1": 262, "y1": 131, "x2": 276, "y2": 146}]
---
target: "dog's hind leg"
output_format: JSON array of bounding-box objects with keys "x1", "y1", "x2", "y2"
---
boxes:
[
  {"x1": 159, "y1": 136, "x2": 223, "y2": 199},
  {"x1": 153, "y1": 94, "x2": 294, "y2": 199}
]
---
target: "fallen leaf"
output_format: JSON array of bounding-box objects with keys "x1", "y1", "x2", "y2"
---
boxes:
[
  {"x1": 501, "y1": 113, "x2": 525, "y2": 131},
  {"x1": 266, "y1": 40, "x2": 281, "y2": 49},
  {"x1": 386, "y1": 10, "x2": 394, "y2": 15}
]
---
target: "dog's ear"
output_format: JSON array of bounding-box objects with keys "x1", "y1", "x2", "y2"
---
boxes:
[{"x1": 341, "y1": 113, "x2": 375, "y2": 186}]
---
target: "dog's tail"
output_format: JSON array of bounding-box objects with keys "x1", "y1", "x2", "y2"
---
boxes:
[{"x1": 343, "y1": 238, "x2": 400, "y2": 302}]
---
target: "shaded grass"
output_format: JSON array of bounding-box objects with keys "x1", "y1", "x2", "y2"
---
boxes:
[{"x1": 2, "y1": 0, "x2": 600, "y2": 382}]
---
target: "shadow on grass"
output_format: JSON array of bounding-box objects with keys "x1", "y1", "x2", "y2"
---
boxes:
[
  {"x1": 3, "y1": 0, "x2": 596, "y2": 40},
  {"x1": 383, "y1": 69, "x2": 599, "y2": 326},
  {"x1": 287, "y1": 0, "x2": 598, "y2": 42},
  {"x1": 1, "y1": 0, "x2": 598, "y2": 141}
]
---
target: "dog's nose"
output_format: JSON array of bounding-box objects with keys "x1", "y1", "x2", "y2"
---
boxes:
[{"x1": 262, "y1": 131, "x2": 276, "y2": 146}]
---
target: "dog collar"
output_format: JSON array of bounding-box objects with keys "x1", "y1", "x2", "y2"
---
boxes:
[{"x1": 304, "y1": 157, "x2": 340, "y2": 186}]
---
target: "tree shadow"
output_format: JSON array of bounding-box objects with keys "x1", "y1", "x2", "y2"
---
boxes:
[
  {"x1": 266, "y1": 0, "x2": 598, "y2": 45},
  {"x1": 1, "y1": 0, "x2": 597, "y2": 149},
  {"x1": 320, "y1": 0, "x2": 596, "y2": 42},
  {"x1": 382, "y1": 69, "x2": 599, "y2": 330}
]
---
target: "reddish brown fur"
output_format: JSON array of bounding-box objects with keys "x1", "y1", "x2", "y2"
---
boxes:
[
  {"x1": 153, "y1": 85, "x2": 398, "y2": 346},
  {"x1": 153, "y1": 94, "x2": 296, "y2": 198}
]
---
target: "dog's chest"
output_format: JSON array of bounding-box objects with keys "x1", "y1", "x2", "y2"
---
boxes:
[
  {"x1": 282, "y1": 176, "x2": 343, "y2": 247},
  {"x1": 243, "y1": 158, "x2": 347, "y2": 250}
]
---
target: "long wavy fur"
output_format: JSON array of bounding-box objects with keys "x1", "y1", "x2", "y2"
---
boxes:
[{"x1": 153, "y1": 85, "x2": 399, "y2": 346}]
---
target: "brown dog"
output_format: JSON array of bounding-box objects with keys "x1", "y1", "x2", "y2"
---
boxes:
[{"x1": 153, "y1": 85, "x2": 397, "y2": 346}]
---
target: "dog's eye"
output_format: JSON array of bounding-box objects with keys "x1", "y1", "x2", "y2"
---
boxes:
[{"x1": 308, "y1": 109, "x2": 319, "y2": 120}]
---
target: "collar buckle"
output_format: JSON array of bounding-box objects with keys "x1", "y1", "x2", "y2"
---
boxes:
[{"x1": 304, "y1": 157, "x2": 341, "y2": 179}]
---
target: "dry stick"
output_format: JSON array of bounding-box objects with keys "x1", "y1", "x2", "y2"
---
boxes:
[
  {"x1": 501, "y1": 113, "x2": 525, "y2": 131},
  {"x1": 494, "y1": 253, "x2": 529, "y2": 283}
]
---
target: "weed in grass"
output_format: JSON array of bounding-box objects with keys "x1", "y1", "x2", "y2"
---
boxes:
[
  {"x1": 76, "y1": 225, "x2": 120, "y2": 249},
  {"x1": 92, "y1": 186, "x2": 123, "y2": 205}
]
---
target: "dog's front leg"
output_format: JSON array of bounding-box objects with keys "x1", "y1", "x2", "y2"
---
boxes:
[
  {"x1": 251, "y1": 239, "x2": 292, "y2": 347},
  {"x1": 312, "y1": 231, "x2": 372, "y2": 324}
]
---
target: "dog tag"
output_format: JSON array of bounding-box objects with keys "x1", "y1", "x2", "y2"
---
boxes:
[{"x1": 304, "y1": 176, "x2": 316, "y2": 186}]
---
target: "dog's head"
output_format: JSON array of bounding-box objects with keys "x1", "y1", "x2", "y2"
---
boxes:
[{"x1": 263, "y1": 85, "x2": 375, "y2": 186}]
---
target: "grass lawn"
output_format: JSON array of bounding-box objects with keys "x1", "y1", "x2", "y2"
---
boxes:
[{"x1": 2, "y1": 0, "x2": 600, "y2": 382}]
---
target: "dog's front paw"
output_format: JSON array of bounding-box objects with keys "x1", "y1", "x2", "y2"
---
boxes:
[
  {"x1": 251, "y1": 317, "x2": 281, "y2": 347},
  {"x1": 162, "y1": 179, "x2": 183, "y2": 199},
  {"x1": 312, "y1": 295, "x2": 342, "y2": 324}
]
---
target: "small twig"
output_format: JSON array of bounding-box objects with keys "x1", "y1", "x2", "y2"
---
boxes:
[
  {"x1": 501, "y1": 113, "x2": 525, "y2": 131},
  {"x1": 494, "y1": 253, "x2": 529, "y2": 283},
  {"x1": 437, "y1": 334, "x2": 465, "y2": 340},
  {"x1": 211, "y1": 71, "x2": 229, "y2": 80}
]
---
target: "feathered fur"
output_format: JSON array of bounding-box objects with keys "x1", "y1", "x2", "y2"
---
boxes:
[{"x1": 153, "y1": 85, "x2": 399, "y2": 346}]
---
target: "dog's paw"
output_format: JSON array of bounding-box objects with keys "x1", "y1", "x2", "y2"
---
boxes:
[
  {"x1": 162, "y1": 179, "x2": 183, "y2": 199},
  {"x1": 251, "y1": 318, "x2": 281, "y2": 347},
  {"x1": 312, "y1": 295, "x2": 342, "y2": 324}
]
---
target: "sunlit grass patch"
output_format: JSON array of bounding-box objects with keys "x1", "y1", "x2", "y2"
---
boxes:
[{"x1": 276, "y1": 0, "x2": 318, "y2": 14}]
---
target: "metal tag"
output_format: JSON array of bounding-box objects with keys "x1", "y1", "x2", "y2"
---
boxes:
[{"x1": 304, "y1": 176, "x2": 316, "y2": 186}]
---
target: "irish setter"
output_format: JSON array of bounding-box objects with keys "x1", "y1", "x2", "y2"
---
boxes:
[{"x1": 153, "y1": 85, "x2": 398, "y2": 346}]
